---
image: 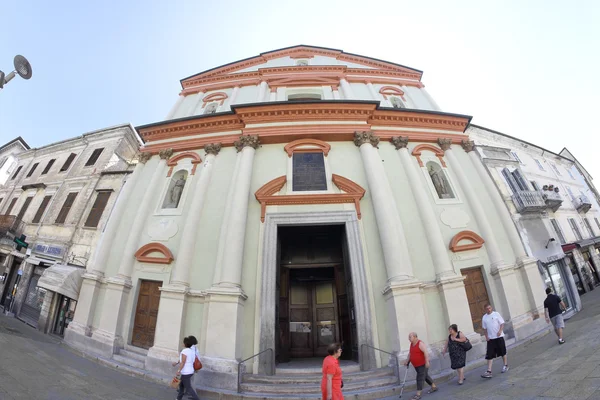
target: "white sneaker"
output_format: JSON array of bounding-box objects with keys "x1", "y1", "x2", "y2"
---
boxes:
[{"x1": 501, "y1": 365, "x2": 509, "y2": 373}]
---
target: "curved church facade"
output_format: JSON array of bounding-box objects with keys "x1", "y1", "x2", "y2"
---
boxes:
[{"x1": 64, "y1": 46, "x2": 546, "y2": 391}]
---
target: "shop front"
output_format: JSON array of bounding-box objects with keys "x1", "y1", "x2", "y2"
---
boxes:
[
  {"x1": 562, "y1": 238, "x2": 600, "y2": 296},
  {"x1": 538, "y1": 258, "x2": 577, "y2": 316}
]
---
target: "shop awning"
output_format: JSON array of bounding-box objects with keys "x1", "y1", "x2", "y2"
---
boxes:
[
  {"x1": 37, "y1": 264, "x2": 85, "y2": 300},
  {"x1": 562, "y1": 236, "x2": 600, "y2": 252}
]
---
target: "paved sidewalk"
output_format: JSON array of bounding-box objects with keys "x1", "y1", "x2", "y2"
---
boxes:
[
  {"x1": 0, "y1": 315, "x2": 180, "y2": 400},
  {"x1": 388, "y1": 287, "x2": 600, "y2": 400}
]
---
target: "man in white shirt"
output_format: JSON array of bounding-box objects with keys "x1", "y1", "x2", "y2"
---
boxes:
[{"x1": 480, "y1": 304, "x2": 508, "y2": 378}]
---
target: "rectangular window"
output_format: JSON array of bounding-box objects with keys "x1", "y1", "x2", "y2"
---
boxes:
[
  {"x1": 84, "y1": 192, "x2": 112, "y2": 228},
  {"x1": 535, "y1": 159, "x2": 545, "y2": 171},
  {"x1": 502, "y1": 168, "x2": 519, "y2": 194},
  {"x1": 566, "y1": 187, "x2": 575, "y2": 200},
  {"x1": 85, "y1": 148, "x2": 104, "y2": 167},
  {"x1": 595, "y1": 218, "x2": 600, "y2": 231},
  {"x1": 41, "y1": 159, "x2": 56, "y2": 175},
  {"x1": 511, "y1": 169, "x2": 529, "y2": 191},
  {"x1": 11, "y1": 165, "x2": 22, "y2": 180},
  {"x1": 531, "y1": 181, "x2": 540, "y2": 191},
  {"x1": 60, "y1": 153, "x2": 77, "y2": 172},
  {"x1": 584, "y1": 218, "x2": 595, "y2": 237},
  {"x1": 551, "y1": 163, "x2": 561, "y2": 176},
  {"x1": 16, "y1": 197, "x2": 33, "y2": 221},
  {"x1": 511, "y1": 151, "x2": 522, "y2": 164},
  {"x1": 32, "y1": 195, "x2": 52, "y2": 224},
  {"x1": 569, "y1": 218, "x2": 583, "y2": 241},
  {"x1": 26, "y1": 163, "x2": 39, "y2": 178},
  {"x1": 55, "y1": 192, "x2": 78, "y2": 224},
  {"x1": 292, "y1": 153, "x2": 327, "y2": 191},
  {"x1": 567, "y1": 169, "x2": 575, "y2": 180},
  {"x1": 5, "y1": 198, "x2": 18, "y2": 215},
  {"x1": 550, "y1": 219, "x2": 566, "y2": 244}
]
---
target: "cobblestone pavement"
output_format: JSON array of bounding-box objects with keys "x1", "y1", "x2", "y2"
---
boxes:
[
  {"x1": 0, "y1": 315, "x2": 179, "y2": 400},
  {"x1": 387, "y1": 287, "x2": 600, "y2": 400}
]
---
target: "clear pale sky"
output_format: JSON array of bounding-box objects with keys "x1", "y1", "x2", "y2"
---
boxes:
[{"x1": 1, "y1": 1, "x2": 598, "y2": 178}]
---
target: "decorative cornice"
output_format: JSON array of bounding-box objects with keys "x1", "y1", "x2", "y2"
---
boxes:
[
  {"x1": 134, "y1": 243, "x2": 174, "y2": 264},
  {"x1": 449, "y1": 231, "x2": 485, "y2": 253},
  {"x1": 411, "y1": 144, "x2": 447, "y2": 168},
  {"x1": 354, "y1": 131, "x2": 380, "y2": 148},
  {"x1": 461, "y1": 140, "x2": 475, "y2": 153},
  {"x1": 159, "y1": 148, "x2": 174, "y2": 160},
  {"x1": 204, "y1": 143, "x2": 222, "y2": 156},
  {"x1": 255, "y1": 174, "x2": 365, "y2": 222},
  {"x1": 390, "y1": 136, "x2": 409, "y2": 150},
  {"x1": 138, "y1": 152, "x2": 152, "y2": 164},
  {"x1": 234, "y1": 135, "x2": 260, "y2": 152},
  {"x1": 284, "y1": 138, "x2": 331, "y2": 157},
  {"x1": 437, "y1": 138, "x2": 453, "y2": 151}
]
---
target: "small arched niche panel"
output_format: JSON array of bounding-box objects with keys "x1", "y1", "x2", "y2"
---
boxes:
[
  {"x1": 162, "y1": 169, "x2": 188, "y2": 209},
  {"x1": 135, "y1": 242, "x2": 174, "y2": 264},
  {"x1": 427, "y1": 161, "x2": 455, "y2": 199},
  {"x1": 449, "y1": 231, "x2": 485, "y2": 252}
]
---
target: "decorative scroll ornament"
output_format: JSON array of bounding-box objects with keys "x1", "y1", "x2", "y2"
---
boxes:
[
  {"x1": 390, "y1": 136, "x2": 409, "y2": 150},
  {"x1": 461, "y1": 140, "x2": 475, "y2": 153},
  {"x1": 159, "y1": 148, "x2": 174, "y2": 160},
  {"x1": 437, "y1": 138, "x2": 452, "y2": 151},
  {"x1": 138, "y1": 152, "x2": 152, "y2": 164},
  {"x1": 353, "y1": 131, "x2": 380, "y2": 148},
  {"x1": 204, "y1": 143, "x2": 222, "y2": 156},
  {"x1": 234, "y1": 135, "x2": 260, "y2": 152}
]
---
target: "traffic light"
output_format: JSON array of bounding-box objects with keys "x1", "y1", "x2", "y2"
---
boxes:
[{"x1": 14, "y1": 234, "x2": 28, "y2": 251}]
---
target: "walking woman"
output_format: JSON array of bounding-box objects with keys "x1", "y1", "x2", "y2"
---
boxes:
[
  {"x1": 404, "y1": 332, "x2": 438, "y2": 400},
  {"x1": 321, "y1": 343, "x2": 344, "y2": 400},
  {"x1": 442, "y1": 324, "x2": 468, "y2": 384},
  {"x1": 175, "y1": 337, "x2": 200, "y2": 400}
]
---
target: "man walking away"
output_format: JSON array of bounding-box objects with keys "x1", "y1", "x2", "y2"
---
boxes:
[
  {"x1": 481, "y1": 304, "x2": 508, "y2": 379},
  {"x1": 544, "y1": 287, "x2": 566, "y2": 344}
]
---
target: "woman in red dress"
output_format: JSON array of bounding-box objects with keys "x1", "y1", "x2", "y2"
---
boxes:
[{"x1": 321, "y1": 343, "x2": 343, "y2": 400}]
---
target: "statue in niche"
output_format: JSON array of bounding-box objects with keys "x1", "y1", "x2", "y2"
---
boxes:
[
  {"x1": 390, "y1": 96, "x2": 405, "y2": 109},
  {"x1": 204, "y1": 102, "x2": 218, "y2": 115},
  {"x1": 162, "y1": 170, "x2": 188, "y2": 209},
  {"x1": 427, "y1": 161, "x2": 454, "y2": 199}
]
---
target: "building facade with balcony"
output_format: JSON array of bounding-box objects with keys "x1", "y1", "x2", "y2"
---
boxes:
[
  {"x1": 63, "y1": 45, "x2": 547, "y2": 396},
  {"x1": 0, "y1": 125, "x2": 139, "y2": 337},
  {"x1": 468, "y1": 125, "x2": 600, "y2": 316}
]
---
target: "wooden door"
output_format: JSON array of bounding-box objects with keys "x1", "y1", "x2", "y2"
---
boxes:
[
  {"x1": 289, "y1": 282, "x2": 313, "y2": 358},
  {"x1": 132, "y1": 280, "x2": 161, "y2": 349},
  {"x1": 341, "y1": 231, "x2": 358, "y2": 361},
  {"x1": 313, "y1": 281, "x2": 339, "y2": 357},
  {"x1": 461, "y1": 268, "x2": 490, "y2": 334},
  {"x1": 278, "y1": 267, "x2": 290, "y2": 363}
]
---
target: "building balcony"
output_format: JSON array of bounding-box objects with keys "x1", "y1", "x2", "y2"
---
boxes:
[
  {"x1": 0, "y1": 215, "x2": 24, "y2": 239},
  {"x1": 512, "y1": 190, "x2": 546, "y2": 213},
  {"x1": 541, "y1": 190, "x2": 563, "y2": 212},
  {"x1": 574, "y1": 195, "x2": 592, "y2": 213}
]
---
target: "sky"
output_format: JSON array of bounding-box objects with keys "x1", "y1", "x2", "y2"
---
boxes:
[{"x1": 0, "y1": 1, "x2": 599, "y2": 179}]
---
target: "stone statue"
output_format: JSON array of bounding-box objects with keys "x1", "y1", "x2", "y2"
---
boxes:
[
  {"x1": 428, "y1": 163, "x2": 453, "y2": 199},
  {"x1": 170, "y1": 177, "x2": 185, "y2": 207}
]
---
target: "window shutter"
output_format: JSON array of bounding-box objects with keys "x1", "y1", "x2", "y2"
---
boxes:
[
  {"x1": 551, "y1": 219, "x2": 566, "y2": 244},
  {"x1": 595, "y1": 218, "x2": 600, "y2": 231},
  {"x1": 511, "y1": 169, "x2": 530, "y2": 191},
  {"x1": 26, "y1": 163, "x2": 39, "y2": 178},
  {"x1": 32, "y1": 195, "x2": 52, "y2": 223},
  {"x1": 502, "y1": 168, "x2": 520, "y2": 194},
  {"x1": 55, "y1": 192, "x2": 78, "y2": 224},
  {"x1": 11, "y1": 166, "x2": 22, "y2": 180},
  {"x1": 566, "y1": 187, "x2": 575, "y2": 200},
  {"x1": 584, "y1": 218, "x2": 595, "y2": 237},
  {"x1": 85, "y1": 148, "x2": 104, "y2": 167},
  {"x1": 60, "y1": 153, "x2": 77, "y2": 172},
  {"x1": 17, "y1": 197, "x2": 33, "y2": 221},
  {"x1": 84, "y1": 192, "x2": 111, "y2": 228},
  {"x1": 5, "y1": 198, "x2": 18, "y2": 215},
  {"x1": 41, "y1": 159, "x2": 55, "y2": 175},
  {"x1": 569, "y1": 218, "x2": 582, "y2": 241}
]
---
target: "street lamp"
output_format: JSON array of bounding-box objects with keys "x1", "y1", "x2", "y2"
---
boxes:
[{"x1": 0, "y1": 55, "x2": 33, "y2": 89}]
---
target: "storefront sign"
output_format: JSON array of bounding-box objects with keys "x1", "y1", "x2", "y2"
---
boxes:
[{"x1": 32, "y1": 243, "x2": 65, "y2": 259}]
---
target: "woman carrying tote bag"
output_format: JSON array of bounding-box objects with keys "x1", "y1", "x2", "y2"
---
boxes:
[{"x1": 442, "y1": 324, "x2": 470, "y2": 385}]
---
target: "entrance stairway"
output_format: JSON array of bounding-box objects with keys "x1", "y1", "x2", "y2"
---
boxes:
[{"x1": 112, "y1": 345, "x2": 148, "y2": 370}]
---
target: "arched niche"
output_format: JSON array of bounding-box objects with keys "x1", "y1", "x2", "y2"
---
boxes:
[{"x1": 162, "y1": 169, "x2": 188, "y2": 209}]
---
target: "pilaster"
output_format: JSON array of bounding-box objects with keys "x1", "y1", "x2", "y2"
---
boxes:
[{"x1": 383, "y1": 281, "x2": 428, "y2": 350}]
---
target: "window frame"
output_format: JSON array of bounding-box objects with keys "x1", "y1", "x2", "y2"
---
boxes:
[
  {"x1": 10, "y1": 165, "x2": 22, "y2": 180},
  {"x1": 534, "y1": 159, "x2": 545, "y2": 171},
  {"x1": 55, "y1": 192, "x2": 79, "y2": 224},
  {"x1": 285, "y1": 142, "x2": 333, "y2": 196},
  {"x1": 60, "y1": 153, "x2": 77, "y2": 172},
  {"x1": 583, "y1": 218, "x2": 595, "y2": 237},
  {"x1": 85, "y1": 148, "x2": 104, "y2": 167},
  {"x1": 26, "y1": 163, "x2": 39, "y2": 178},
  {"x1": 568, "y1": 218, "x2": 583, "y2": 241},
  {"x1": 41, "y1": 159, "x2": 56, "y2": 175},
  {"x1": 32, "y1": 195, "x2": 52, "y2": 224},
  {"x1": 550, "y1": 219, "x2": 567, "y2": 244},
  {"x1": 16, "y1": 196, "x2": 33, "y2": 221},
  {"x1": 84, "y1": 191, "x2": 112, "y2": 228}
]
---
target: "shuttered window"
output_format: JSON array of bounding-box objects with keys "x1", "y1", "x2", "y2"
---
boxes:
[
  {"x1": 85, "y1": 148, "x2": 104, "y2": 167},
  {"x1": 60, "y1": 153, "x2": 77, "y2": 172},
  {"x1": 41, "y1": 159, "x2": 55, "y2": 175},
  {"x1": 502, "y1": 168, "x2": 519, "y2": 194},
  {"x1": 55, "y1": 192, "x2": 78, "y2": 224},
  {"x1": 17, "y1": 197, "x2": 33, "y2": 221},
  {"x1": 84, "y1": 192, "x2": 111, "y2": 228},
  {"x1": 511, "y1": 169, "x2": 529, "y2": 191},
  {"x1": 596, "y1": 218, "x2": 600, "y2": 232},
  {"x1": 11, "y1": 166, "x2": 22, "y2": 180},
  {"x1": 550, "y1": 219, "x2": 566, "y2": 244},
  {"x1": 568, "y1": 218, "x2": 583, "y2": 241},
  {"x1": 26, "y1": 163, "x2": 39, "y2": 178},
  {"x1": 584, "y1": 218, "x2": 595, "y2": 237},
  {"x1": 32, "y1": 195, "x2": 52, "y2": 223},
  {"x1": 5, "y1": 198, "x2": 18, "y2": 215}
]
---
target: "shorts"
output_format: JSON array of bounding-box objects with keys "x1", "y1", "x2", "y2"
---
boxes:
[
  {"x1": 485, "y1": 337, "x2": 507, "y2": 360},
  {"x1": 551, "y1": 314, "x2": 565, "y2": 329}
]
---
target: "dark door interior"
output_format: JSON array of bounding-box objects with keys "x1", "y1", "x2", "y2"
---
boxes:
[{"x1": 1, "y1": 259, "x2": 21, "y2": 307}]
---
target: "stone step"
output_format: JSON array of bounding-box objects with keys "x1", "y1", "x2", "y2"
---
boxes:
[
  {"x1": 243, "y1": 367, "x2": 395, "y2": 384},
  {"x1": 276, "y1": 363, "x2": 361, "y2": 375},
  {"x1": 113, "y1": 354, "x2": 145, "y2": 369},
  {"x1": 123, "y1": 344, "x2": 149, "y2": 356},
  {"x1": 198, "y1": 383, "x2": 404, "y2": 399},
  {"x1": 118, "y1": 349, "x2": 147, "y2": 363},
  {"x1": 241, "y1": 375, "x2": 398, "y2": 394}
]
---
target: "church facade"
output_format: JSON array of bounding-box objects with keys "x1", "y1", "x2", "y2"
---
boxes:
[{"x1": 64, "y1": 46, "x2": 547, "y2": 391}]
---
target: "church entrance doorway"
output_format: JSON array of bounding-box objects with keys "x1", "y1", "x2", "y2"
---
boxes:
[{"x1": 276, "y1": 225, "x2": 357, "y2": 363}]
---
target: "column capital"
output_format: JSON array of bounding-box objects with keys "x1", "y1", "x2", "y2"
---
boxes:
[
  {"x1": 437, "y1": 138, "x2": 452, "y2": 151},
  {"x1": 138, "y1": 152, "x2": 152, "y2": 164},
  {"x1": 390, "y1": 136, "x2": 409, "y2": 150},
  {"x1": 354, "y1": 131, "x2": 380, "y2": 148},
  {"x1": 234, "y1": 135, "x2": 260, "y2": 152},
  {"x1": 204, "y1": 143, "x2": 222, "y2": 156},
  {"x1": 159, "y1": 148, "x2": 174, "y2": 160},
  {"x1": 461, "y1": 140, "x2": 475, "y2": 153}
]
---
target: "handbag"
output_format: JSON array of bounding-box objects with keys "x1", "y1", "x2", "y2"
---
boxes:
[
  {"x1": 341, "y1": 380, "x2": 344, "y2": 389},
  {"x1": 169, "y1": 375, "x2": 181, "y2": 389},
  {"x1": 193, "y1": 356, "x2": 203, "y2": 371},
  {"x1": 459, "y1": 339, "x2": 472, "y2": 351}
]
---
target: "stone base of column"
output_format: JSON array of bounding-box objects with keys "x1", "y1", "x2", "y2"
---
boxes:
[
  {"x1": 146, "y1": 285, "x2": 188, "y2": 375},
  {"x1": 195, "y1": 355, "x2": 241, "y2": 391},
  {"x1": 383, "y1": 279, "x2": 427, "y2": 352},
  {"x1": 436, "y1": 274, "x2": 477, "y2": 337},
  {"x1": 65, "y1": 273, "x2": 104, "y2": 338},
  {"x1": 516, "y1": 256, "x2": 546, "y2": 315},
  {"x1": 491, "y1": 264, "x2": 527, "y2": 338}
]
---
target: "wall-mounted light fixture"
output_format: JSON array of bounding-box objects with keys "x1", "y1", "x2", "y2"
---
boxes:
[{"x1": 545, "y1": 237, "x2": 556, "y2": 249}]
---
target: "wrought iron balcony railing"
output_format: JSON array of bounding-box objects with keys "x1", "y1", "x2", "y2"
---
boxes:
[
  {"x1": 512, "y1": 190, "x2": 546, "y2": 213},
  {"x1": 542, "y1": 190, "x2": 563, "y2": 212},
  {"x1": 574, "y1": 195, "x2": 592, "y2": 213}
]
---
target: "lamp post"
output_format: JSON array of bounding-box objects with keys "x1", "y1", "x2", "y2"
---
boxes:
[{"x1": 0, "y1": 55, "x2": 33, "y2": 90}]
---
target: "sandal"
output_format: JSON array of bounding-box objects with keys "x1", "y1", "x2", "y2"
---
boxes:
[
  {"x1": 427, "y1": 387, "x2": 438, "y2": 394},
  {"x1": 411, "y1": 395, "x2": 421, "y2": 400},
  {"x1": 458, "y1": 380, "x2": 463, "y2": 385}
]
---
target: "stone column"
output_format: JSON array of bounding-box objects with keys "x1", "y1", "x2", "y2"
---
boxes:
[
  {"x1": 332, "y1": 85, "x2": 341, "y2": 100},
  {"x1": 366, "y1": 82, "x2": 379, "y2": 100},
  {"x1": 166, "y1": 95, "x2": 185, "y2": 119},
  {"x1": 200, "y1": 136, "x2": 258, "y2": 378},
  {"x1": 441, "y1": 139, "x2": 526, "y2": 325},
  {"x1": 354, "y1": 131, "x2": 428, "y2": 350},
  {"x1": 227, "y1": 86, "x2": 240, "y2": 110},
  {"x1": 90, "y1": 149, "x2": 172, "y2": 356},
  {"x1": 463, "y1": 140, "x2": 546, "y2": 316},
  {"x1": 269, "y1": 87, "x2": 277, "y2": 101},
  {"x1": 257, "y1": 81, "x2": 268, "y2": 102},
  {"x1": 190, "y1": 91, "x2": 205, "y2": 115},
  {"x1": 392, "y1": 136, "x2": 475, "y2": 334},
  {"x1": 65, "y1": 153, "x2": 149, "y2": 342},
  {"x1": 339, "y1": 78, "x2": 355, "y2": 99}
]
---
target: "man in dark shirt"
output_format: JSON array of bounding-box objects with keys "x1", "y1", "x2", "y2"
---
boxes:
[{"x1": 544, "y1": 287, "x2": 567, "y2": 344}]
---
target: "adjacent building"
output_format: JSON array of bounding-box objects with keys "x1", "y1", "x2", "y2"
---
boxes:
[
  {"x1": 0, "y1": 137, "x2": 30, "y2": 186},
  {"x1": 64, "y1": 45, "x2": 547, "y2": 395},
  {"x1": 0, "y1": 124, "x2": 139, "y2": 336}
]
